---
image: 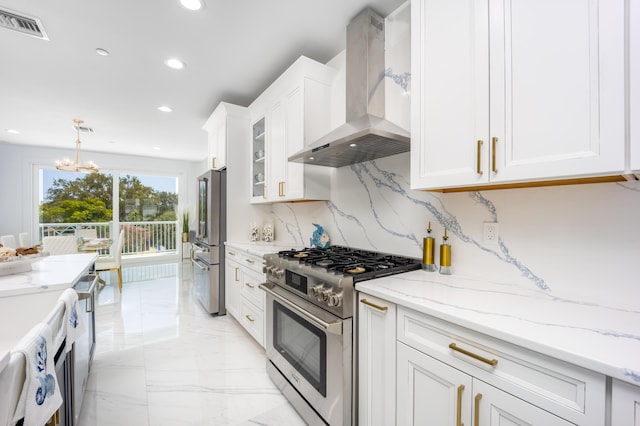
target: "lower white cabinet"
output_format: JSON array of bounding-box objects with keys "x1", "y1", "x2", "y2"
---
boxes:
[
  {"x1": 224, "y1": 247, "x2": 265, "y2": 347},
  {"x1": 357, "y1": 294, "x2": 396, "y2": 426},
  {"x1": 397, "y1": 342, "x2": 570, "y2": 426},
  {"x1": 612, "y1": 379, "x2": 640, "y2": 426}
]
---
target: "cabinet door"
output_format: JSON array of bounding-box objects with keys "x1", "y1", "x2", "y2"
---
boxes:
[
  {"x1": 474, "y1": 380, "x2": 571, "y2": 426},
  {"x1": 489, "y1": 0, "x2": 625, "y2": 183},
  {"x1": 282, "y1": 86, "x2": 304, "y2": 200},
  {"x1": 224, "y1": 257, "x2": 242, "y2": 320},
  {"x1": 250, "y1": 117, "x2": 266, "y2": 202},
  {"x1": 410, "y1": 0, "x2": 490, "y2": 190},
  {"x1": 267, "y1": 101, "x2": 286, "y2": 201},
  {"x1": 397, "y1": 342, "x2": 473, "y2": 426},
  {"x1": 358, "y1": 294, "x2": 396, "y2": 426},
  {"x1": 631, "y1": 0, "x2": 640, "y2": 172},
  {"x1": 612, "y1": 379, "x2": 640, "y2": 426}
]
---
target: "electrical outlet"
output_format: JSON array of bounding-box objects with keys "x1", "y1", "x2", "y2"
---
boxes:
[{"x1": 483, "y1": 222, "x2": 499, "y2": 244}]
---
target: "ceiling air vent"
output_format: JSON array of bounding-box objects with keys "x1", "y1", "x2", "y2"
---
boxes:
[{"x1": 0, "y1": 8, "x2": 48, "y2": 40}]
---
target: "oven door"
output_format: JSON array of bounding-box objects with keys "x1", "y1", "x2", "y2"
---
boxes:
[{"x1": 260, "y1": 282, "x2": 352, "y2": 426}]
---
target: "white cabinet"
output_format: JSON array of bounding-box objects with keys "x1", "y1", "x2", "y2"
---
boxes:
[
  {"x1": 397, "y1": 342, "x2": 570, "y2": 426},
  {"x1": 357, "y1": 294, "x2": 396, "y2": 426},
  {"x1": 203, "y1": 102, "x2": 249, "y2": 170},
  {"x1": 631, "y1": 0, "x2": 640, "y2": 173},
  {"x1": 224, "y1": 246, "x2": 266, "y2": 347},
  {"x1": 224, "y1": 252, "x2": 242, "y2": 319},
  {"x1": 612, "y1": 379, "x2": 640, "y2": 426},
  {"x1": 411, "y1": 0, "x2": 626, "y2": 191},
  {"x1": 248, "y1": 56, "x2": 335, "y2": 203},
  {"x1": 392, "y1": 306, "x2": 606, "y2": 425}
]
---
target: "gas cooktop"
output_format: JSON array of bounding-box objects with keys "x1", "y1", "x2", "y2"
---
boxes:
[{"x1": 274, "y1": 245, "x2": 421, "y2": 282}]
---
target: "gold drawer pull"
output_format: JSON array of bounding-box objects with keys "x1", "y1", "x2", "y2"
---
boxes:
[
  {"x1": 449, "y1": 343, "x2": 498, "y2": 366},
  {"x1": 476, "y1": 140, "x2": 483, "y2": 175},
  {"x1": 234, "y1": 267, "x2": 239, "y2": 281},
  {"x1": 474, "y1": 393, "x2": 482, "y2": 426},
  {"x1": 228, "y1": 251, "x2": 236, "y2": 256},
  {"x1": 491, "y1": 137, "x2": 498, "y2": 173},
  {"x1": 279, "y1": 181, "x2": 285, "y2": 197},
  {"x1": 456, "y1": 384, "x2": 465, "y2": 426},
  {"x1": 245, "y1": 314, "x2": 255, "y2": 322},
  {"x1": 245, "y1": 282, "x2": 255, "y2": 289},
  {"x1": 360, "y1": 298, "x2": 388, "y2": 312},
  {"x1": 245, "y1": 258, "x2": 255, "y2": 264}
]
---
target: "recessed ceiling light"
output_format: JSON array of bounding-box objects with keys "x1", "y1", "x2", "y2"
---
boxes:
[
  {"x1": 158, "y1": 106, "x2": 173, "y2": 112},
  {"x1": 165, "y1": 58, "x2": 185, "y2": 70},
  {"x1": 178, "y1": 0, "x2": 204, "y2": 11},
  {"x1": 349, "y1": 143, "x2": 357, "y2": 147},
  {"x1": 96, "y1": 48, "x2": 110, "y2": 56},
  {"x1": 309, "y1": 157, "x2": 315, "y2": 160},
  {"x1": 153, "y1": 146, "x2": 161, "y2": 150},
  {"x1": 6, "y1": 129, "x2": 19, "y2": 134}
]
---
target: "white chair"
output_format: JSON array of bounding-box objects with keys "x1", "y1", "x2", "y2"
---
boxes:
[
  {"x1": 42, "y1": 235, "x2": 78, "y2": 255},
  {"x1": 0, "y1": 235, "x2": 17, "y2": 249},
  {"x1": 95, "y1": 230, "x2": 124, "y2": 290},
  {"x1": 18, "y1": 232, "x2": 30, "y2": 247},
  {"x1": 77, "y1": 228, "x2": 97, "y2": 240}
]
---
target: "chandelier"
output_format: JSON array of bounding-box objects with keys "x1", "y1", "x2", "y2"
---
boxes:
[{"x1": 55, "y1": 119, "x2": 99, "y2": 173}]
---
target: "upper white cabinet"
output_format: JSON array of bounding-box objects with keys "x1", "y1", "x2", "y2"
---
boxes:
[
  {"x1": 248, "y1": 56, "x2": 335, "y2": 203},
  {"x1": 203, "y1": 102, "x2": 249, "y2": 170},
  {"x1": 411, "y1": 0, "x2": 626, "y2": 191},
  {"x1": 631, "y1": 0, "x2": 640, "y2": 173}
]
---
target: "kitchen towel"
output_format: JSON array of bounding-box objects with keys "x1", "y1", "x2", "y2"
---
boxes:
[
  {"x1": 12, "y1": 322, "x2": 62, "y2": 426},
  {"x1": 59, "y1": 288, "x2": 85, "y2": 353}
]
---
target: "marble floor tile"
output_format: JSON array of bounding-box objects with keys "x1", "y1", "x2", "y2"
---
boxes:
[{"x1": 78, "y1": 262, "x2": 306, "y2": 426}]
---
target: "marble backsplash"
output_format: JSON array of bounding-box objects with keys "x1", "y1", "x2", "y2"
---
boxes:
[{"x1": 266, "y1": 152, "x2": 640, "y2": 311}]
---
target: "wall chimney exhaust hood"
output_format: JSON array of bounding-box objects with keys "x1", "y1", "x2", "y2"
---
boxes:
[{"x1": 288, "y1": 8, "x2": 410, "y2": 168}]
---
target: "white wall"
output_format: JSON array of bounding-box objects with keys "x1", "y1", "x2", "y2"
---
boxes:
[{"x1": 0, "y1": 142, "x2": 202, "y2": 240}]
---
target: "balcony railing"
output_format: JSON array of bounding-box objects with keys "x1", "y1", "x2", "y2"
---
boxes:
[{"x1": 39, "y1": 221, "x2": 179, "y2": 256}]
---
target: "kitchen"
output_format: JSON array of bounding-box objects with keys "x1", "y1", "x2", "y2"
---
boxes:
[{"x1": 1, "y1": 0, "x2": 640, "y2": 425}]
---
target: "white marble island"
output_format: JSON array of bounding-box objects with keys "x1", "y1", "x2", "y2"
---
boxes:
[
  {"x1": 356, "y1": 269, "x2": 640, "y2": 387},
  {"x1": 0, "y1": 253, "x2": 97, "y2": 352}
]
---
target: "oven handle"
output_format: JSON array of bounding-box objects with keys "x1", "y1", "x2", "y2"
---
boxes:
[{"x1": 259, "y1": 283, "x2": 343, "y2": 336}]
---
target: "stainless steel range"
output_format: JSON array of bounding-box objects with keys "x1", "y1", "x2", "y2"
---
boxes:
[{"x1": 259, "y1": 246, "x2": 421, "y2": 425}]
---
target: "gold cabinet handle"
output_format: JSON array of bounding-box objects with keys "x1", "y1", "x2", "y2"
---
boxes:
[
  {"x1": 456, "y1": 384, "x2": 465, "y2": 426},
  {"x1": 360, "y1": 298, "x2": 388, "y2": 312},
  {"x1": 262, "y1": 184, "x2": 267, "y2": 199},
  {"x1": 245, "y1": 258, "x2": 255, "y2": 264},
  {"x1": 278, "y1": 181, "x2": 285, "y2": 197},
  {"x1": 228, "y1": 251, "x2": 236, "y2": 256},
  {"x1": 474, "y1": 393, "x2": 482, "y2": 426},
  {"x1": 491, "y1": 137, "x2": 498, "y2": 173},
  {"x1": 245, "y1": 282, "x2": 255, "y2": 289},
  {"x1": 211, "y1": 156, "x2": 216, "y2": 169},
  {"x1": 245, "y1": 314, "x2": 255, "y2": 322},
  {"x1": 234, "y1": 267, "x2": 239, "y2": 281},
  {"x1": 449, "y1": 343, "x2": 498, "y2": 366},
  {"x1": 476, "y1": 140, "x2": 483, "y2": 175}
]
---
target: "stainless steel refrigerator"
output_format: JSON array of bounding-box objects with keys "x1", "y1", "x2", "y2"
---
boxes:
[{"x1": 192, "y1": 169, "x2": 226, "y2": 315}]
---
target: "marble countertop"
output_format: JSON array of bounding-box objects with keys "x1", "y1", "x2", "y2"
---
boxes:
[
  {"x1": 0, "y1": 253, "x2": 98, "y2": 297},
  {"x1": 356, "y1": 270, "x2": 640, "y2": 387},
  {"x1": 224, "y1": 241, "x2": 301, "y2": 258}
]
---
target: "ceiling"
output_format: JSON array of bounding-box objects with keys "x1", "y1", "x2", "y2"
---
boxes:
[{"x1": 0, "y1": 0, "x2": 407, "y2": 162}]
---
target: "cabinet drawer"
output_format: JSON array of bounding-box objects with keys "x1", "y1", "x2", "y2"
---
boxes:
[
  {"x1": 240, "y1": 299, "x2": 264, "y2": 347},
  {"x1": 241, "y1": 268, "x2": 265, "y2": 310},
  {"x1": 397, "y1": 306, "x2": 606, "y2": 425}
]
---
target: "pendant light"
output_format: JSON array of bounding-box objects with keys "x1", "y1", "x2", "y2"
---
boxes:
[{"x1": 55, "y1": 119, "x2": 99, "y2": 174}]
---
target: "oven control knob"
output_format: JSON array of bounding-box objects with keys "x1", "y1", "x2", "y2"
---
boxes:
[
  {"x1": 310, "y1": 285, "x2": 324, "y2": 298},
  {"x1": 273, "y1": 268, "x2": 284, "y2": 279},
  {"x1": 328, "y1": 293, "x2": 342, "y2": 307},
  {"x1": 319, "y1": 289, "x2": 332, "y2": 303}
]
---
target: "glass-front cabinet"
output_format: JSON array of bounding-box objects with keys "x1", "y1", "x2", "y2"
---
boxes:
[
  {"x1": 248, "y1": 56, "x2": 335, "y2": 204},
  {"x1": 251, "y1": 116, "x2": 266, "y2": 200}
]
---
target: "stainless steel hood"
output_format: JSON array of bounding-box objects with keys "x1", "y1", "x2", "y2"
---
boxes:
[{"x1": 288, "y1": 8, "x2": 410, "y2": 168}]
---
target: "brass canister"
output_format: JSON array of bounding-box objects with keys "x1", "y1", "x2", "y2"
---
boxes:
[{"x1": 440, "y1": 243, "x2": 451, "y2": 267}]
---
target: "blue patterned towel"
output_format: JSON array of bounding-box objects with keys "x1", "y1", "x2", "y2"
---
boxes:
[
  {"x1": 12, "y1": 322, "x2": 62, "y2": 426},
  {"x1": 59, "y1": 288, "x2": 85, "y2": 353}
]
